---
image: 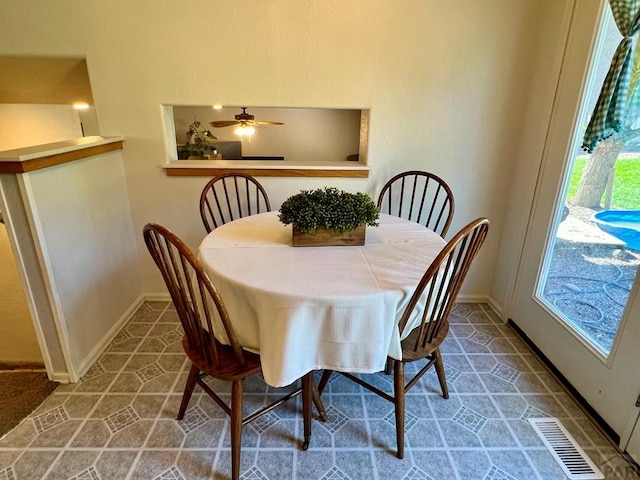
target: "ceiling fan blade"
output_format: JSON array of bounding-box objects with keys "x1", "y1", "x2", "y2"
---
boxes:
[
  {"x1": 252, "y1": 121, "x2": 284, "y2": 126},
  {"x1": 210, "y1": 120, "x2": 240, "y2": 128}
]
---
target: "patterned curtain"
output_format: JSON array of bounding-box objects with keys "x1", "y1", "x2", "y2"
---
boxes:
[{"x1": 582, "y1": 0, "x2": 640, "y2": 153}]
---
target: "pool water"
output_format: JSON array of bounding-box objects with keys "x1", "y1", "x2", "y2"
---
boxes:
[{"x1": 593, "y1": 210, "x2": 640, "y2": 250}]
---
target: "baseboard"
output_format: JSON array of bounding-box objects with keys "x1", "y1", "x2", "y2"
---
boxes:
[
  {"x1": 75, "y1": 294, "x2": 146, "y2": 381},
  {"x1": 144, "y1": 292, "x2": 171, "y2": 302},
  {"x1": 455, "y1": 294, "x2": 490, "y2": 304},
  {"x1": 485, "y1": 295, "x2": 503, "y2": 319},
  {"x1": 455, "y1": 294, "x2": 504, "y2": 323},
  {"x1": 448, "y1": 294, "x2": 505, "y2": 322},
  {"x1": 146, "y1": 292, "x2": 498, "y2": 311},
  {"x1": 24, "y1": 293, "x2": 509, "y2": 383},
  {"x1": 0, "y1": 361, "x2": 46, "y2": 371},
  {"x1": 51, "y1": 371, "x2": 71, "y2": 384},
  {"x1": 507, "y1": 318, "x2": 620, "y2": 446}
]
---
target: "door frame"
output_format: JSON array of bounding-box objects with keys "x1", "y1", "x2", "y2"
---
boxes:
[
  {"x1": 503, "y1": 0, "x2": 640, "y2": 449},
  {"x1": 503, "y1": 0, "x2": 601, "y2": 343}
]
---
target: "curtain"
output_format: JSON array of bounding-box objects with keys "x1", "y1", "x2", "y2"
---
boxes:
[{"x1": 582, "y1": 0, "x2": 640, "y2": 153}]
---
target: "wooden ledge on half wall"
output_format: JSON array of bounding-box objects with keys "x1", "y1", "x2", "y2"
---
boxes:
[
  {"x1": 0, "y1": 136, "x2": 124, "y2": 174},
  {"x1": 162, "y1": 158, "x2": 370, "y2": 178}
]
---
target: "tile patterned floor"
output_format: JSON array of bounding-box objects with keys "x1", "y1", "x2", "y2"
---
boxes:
[{"x1": 0, "y1": 302, "x2": 638, "y2": 479}]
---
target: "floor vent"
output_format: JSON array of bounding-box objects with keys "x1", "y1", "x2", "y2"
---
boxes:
[{"x1": 528, "y1": 418, "x2": 604, "y2": 480}]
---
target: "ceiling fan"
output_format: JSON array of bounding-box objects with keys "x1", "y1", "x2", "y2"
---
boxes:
[{"x1": 210, "y1": 107, "x2": 283, "y2": 136}]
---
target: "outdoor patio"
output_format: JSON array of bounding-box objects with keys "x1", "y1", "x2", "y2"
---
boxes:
[{"x1": 543, "y1": 205, "x2": 640, "y2": 353}]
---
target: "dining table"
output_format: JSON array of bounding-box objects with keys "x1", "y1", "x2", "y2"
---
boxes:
[{"x1": 197, "y1": 211, "x2": 447, "y2": 388}]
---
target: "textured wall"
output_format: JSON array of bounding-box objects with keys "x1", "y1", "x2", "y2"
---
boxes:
[
  {"x1": 25, "y1": 149, "x2": 141, "y2": 373},
  {"x1": 0, "y1": 224, "x2": 42, "y2": 364},
  {"x1": 0, "y1": 0, "x2": 571, "y2": 306},
  {"x1": 0, "y1": 105, "x2": 81, "y2": 150}
]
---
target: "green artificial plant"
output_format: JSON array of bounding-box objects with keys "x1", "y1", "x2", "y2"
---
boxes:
[
  {"x1": 278, "y1": 187, "x2": 380, "y2": 234},
  {"x1": 185, "y1": 117, "x2": 217, "y2": 158}
]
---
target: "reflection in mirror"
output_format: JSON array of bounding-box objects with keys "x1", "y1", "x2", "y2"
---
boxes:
[{"x1": 171, "y1": 106, "x2": 366, "y2": 163}]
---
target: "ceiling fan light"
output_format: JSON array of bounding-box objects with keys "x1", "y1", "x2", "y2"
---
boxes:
[{"x1": 235, "y1": 125, "x2": 255, "y2": 136}]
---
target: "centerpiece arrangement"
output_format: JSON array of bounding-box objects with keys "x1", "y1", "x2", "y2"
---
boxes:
[{"x1": 278, "y1": 187, "x2": 380, "y2": 246}]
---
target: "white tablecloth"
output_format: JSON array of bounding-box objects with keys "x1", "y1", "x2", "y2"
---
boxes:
[{"x1": 198, "y1": 211, "x2": 446, "y2": 387}]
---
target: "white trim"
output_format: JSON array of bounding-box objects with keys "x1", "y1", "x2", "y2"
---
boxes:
[
  {"x1": 17, "y1": 175, "x2": 77, "y2": 381},
  {"x1": 147, "y1": 292, "x2": 495, "y2": 310},
  {"x1": 143, "y1": 291, "x2": 499, "y2": 313},
  {"x1": 485, "y1": 295, "x2": 503, "y2": 319},
  {"x1": 143, "y1": 292, "x2": 496, "y2": 313},
  {"x1": 51, "y1": 372, "x2": 71, "y2": 384},
  {"x1": 0, "y1": 136, "x2": 124, "y2": 162},
  {"x1": 75, "y1": 294, "x2": 146, "y2": 380},
  {"x1": 144, "y1": 292, "x2": 171, "y2": 302},
  {"x1": 455, "y1": 294, "x2": 490, "y2": 304}
]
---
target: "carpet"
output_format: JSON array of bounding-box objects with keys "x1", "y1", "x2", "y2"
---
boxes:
[{"x1": 0, "y1": 371, "x2": 58, "y2": 438}]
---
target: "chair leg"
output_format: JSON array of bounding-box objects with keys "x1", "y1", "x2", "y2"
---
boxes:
[
  {"x1": 230, "y1": 380, "x2": 243, "y2": 480},
  {"x1": 384, "y1": 357, "x2": 393, "y2": 375},
  {"x1": 177, "y1": 363, "x2": 199, "y2": 420},
  {"x1": 393, "y1": 360, "x2": 405, "y2": 459},
  {"x1": 302, "y1": 373, "x2": 312, "y2": 450},
  {"x1": 434, "y1": 349, "x2": 449, "y2": 399},
  {"x1": 311, "y1": 379, "x2": 328, "y2": 422},
  {"x1": 317, "y1": 369, "x2": 332, "y2": 394}
]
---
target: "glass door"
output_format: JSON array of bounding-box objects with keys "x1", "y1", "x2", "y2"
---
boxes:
[
  {"x1": 540, "y1": 7, "x2": 640, "y2": 358},
  {"x1": 510, "y1": 0, "x2": 640, "y2": 450}
]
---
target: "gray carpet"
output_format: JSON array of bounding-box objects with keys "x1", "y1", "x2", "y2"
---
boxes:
[{"x1": 0, "y1": 371, "x2": 58, "y2": 438}]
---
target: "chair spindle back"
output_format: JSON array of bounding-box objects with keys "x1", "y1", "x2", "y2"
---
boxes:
[
  {"x1": 377, "y1": 170, "x2": 455, "y2": 236},
  {"x1": 397, "y1": 217, "x2": 489, "y2": 352},
  {"x1": 199, "y1": 173, "x2": 271, "y2": 232},
  {"x1": 143, "y1": 223, "x2": 246, "y2": 366}
]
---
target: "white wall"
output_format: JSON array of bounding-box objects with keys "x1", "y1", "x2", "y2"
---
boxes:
[
  {"x1": 0, "y1": 0, "x2": 572, "y2": 309},
  {"x1": 0, "y1": 224, "x2": 42, "y2": 364},
  {"x1": 25, "y1": 149, "x2": 141, "y2": 375},
  {"x1": 78, "y1": 107, "x2": 100, "y2": 136},
  {"x1": 0, "y1": 104, "x2": 82, "y2": 150},
  {"x1": 489, "y1": 2, "x2": 575, "y2": 314}
]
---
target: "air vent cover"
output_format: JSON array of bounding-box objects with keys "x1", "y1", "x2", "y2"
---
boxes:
[{"x1": 528, "y1": 417, "x2": 604, "y2": 479}]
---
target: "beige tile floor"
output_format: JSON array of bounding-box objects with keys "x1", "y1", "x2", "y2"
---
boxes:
[{"x1": 0, "y1": 302, "x2": 638, "y2": 479}]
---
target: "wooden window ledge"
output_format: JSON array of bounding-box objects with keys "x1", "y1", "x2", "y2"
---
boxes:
[
  {"x1": 162, "y1": 159, "x2": 369, "y2": 178},
  {"x1": 0, "y1": 136, "x2": 124, "y2": 174}
]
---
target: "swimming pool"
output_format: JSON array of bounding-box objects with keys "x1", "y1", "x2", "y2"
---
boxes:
[{"x1": 593, "y1": 210, "x2": 640, "y2": 250}]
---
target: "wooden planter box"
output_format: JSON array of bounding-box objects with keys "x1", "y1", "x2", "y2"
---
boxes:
[{"x1": 292, "y1": 224, "x2": 366, "y2": 247}]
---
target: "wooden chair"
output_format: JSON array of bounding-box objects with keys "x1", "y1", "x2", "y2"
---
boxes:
[
  {"x1": 199, "y1": 173, "x2": 271, "y2": 233},
  {"x1": 143, "y1": 223, "x2": 325, "y2": 480},
  {"x1": 377, "y1": 170, "x2": 455, "y2": 237},
  {"x1": 318, "y1": 217, "x2": 489, "y2": 459}
]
